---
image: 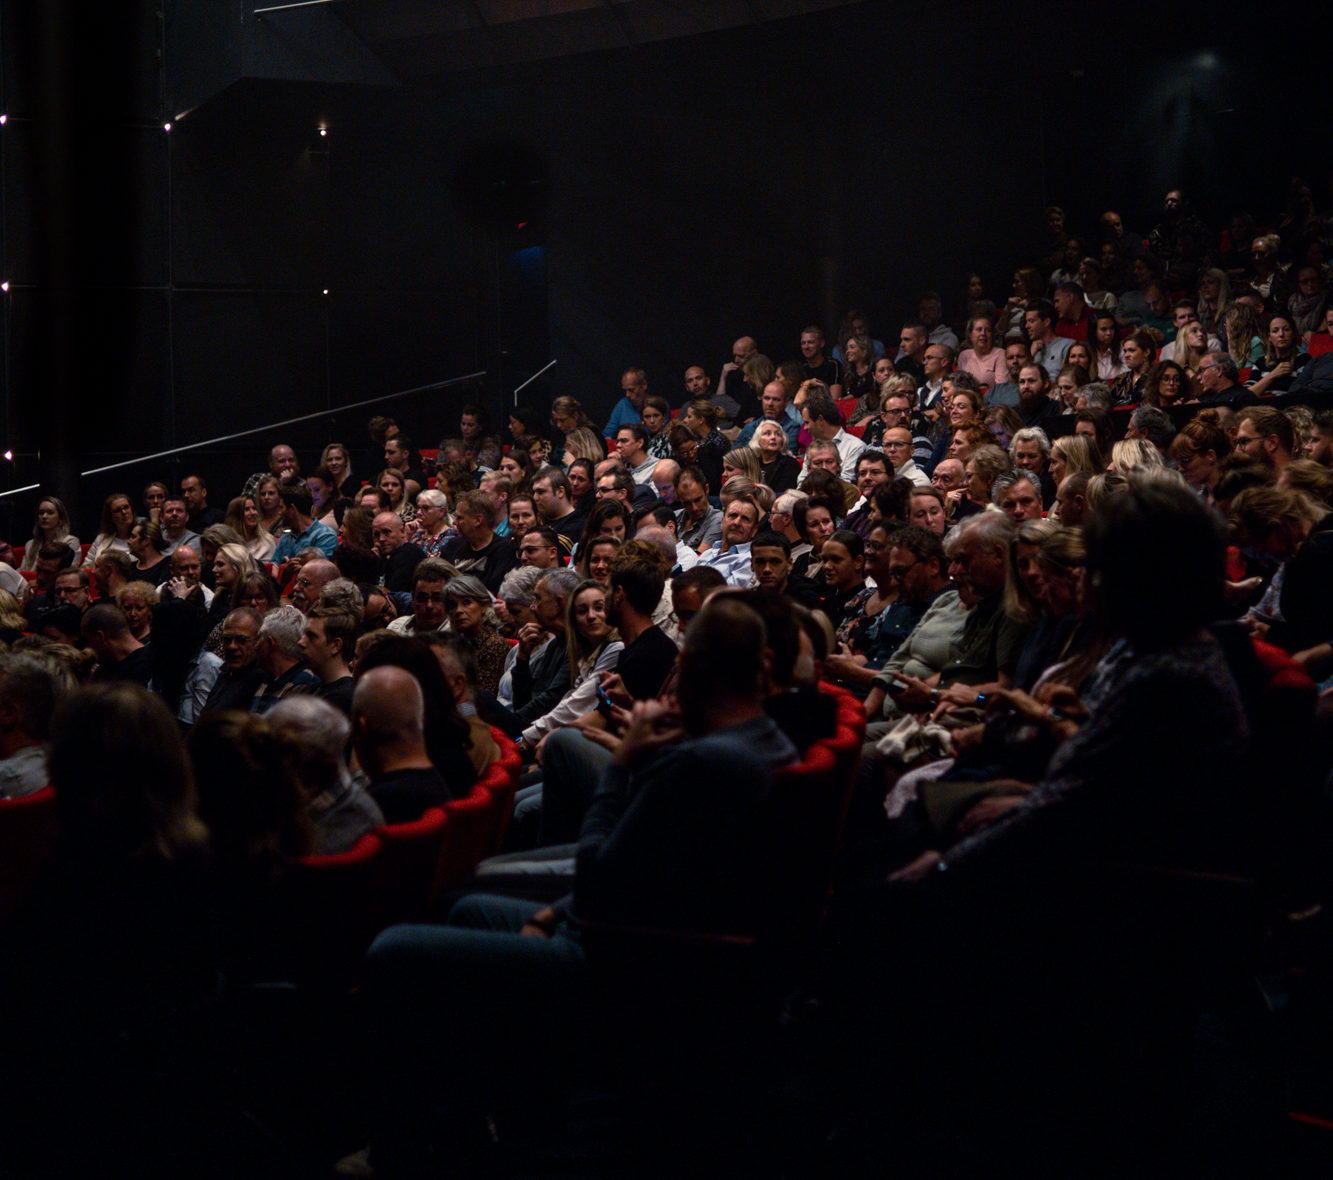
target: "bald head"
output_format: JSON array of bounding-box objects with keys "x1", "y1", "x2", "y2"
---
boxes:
[
  {"x1": 652, "y1": 458, "x2": 681, "y2": 503},
  {"x1": 351, "y1": 665, "x2": 430, "y2": 775},
  {"x1": 372, "y1": 512, "x2": 406, "y2": 557}
]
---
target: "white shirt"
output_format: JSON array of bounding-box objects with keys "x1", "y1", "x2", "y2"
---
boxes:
[{"x1": 801, "y1": 428, "x2": 867, "y2": 483}]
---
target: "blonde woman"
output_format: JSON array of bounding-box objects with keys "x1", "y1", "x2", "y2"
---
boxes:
[
  {"x1": 224, "y1": 495, "x2": 277, "y2": 562},
  {"x1": 20, "y1": 497, "x2": 81, "y2": 571}
]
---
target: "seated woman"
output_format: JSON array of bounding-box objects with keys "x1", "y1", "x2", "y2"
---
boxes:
[
  {"x1": 376, "y1": 468, "x2": 417, "y2": 526},
  {"x1": 223, "y1": 495, "x2": 276, "y2": 563},
  {"x1": 514, "y1": 579, "x2": 624, "y2": 758},
  {"x1": 561, "y1": 426, "x2": 606, "y2": 469},
  {"x1": 1048, "y1": 434, "x2": 1102, "y2": 490},
  {"x1": 750, "y1": 419, "x2": 801, "y2": 493},
  {"x1": 85, "y1": 493, "x2": 137, "y2": 564},
  {"x1": 442, "y1": 575, "x2": 510, "y2": 697},
  {"x1": 680, "y1": 399, "x2": 730, "y2": 491},
  {"x1": 909, "y1": 487, "x2": 949, "y2": 536},
  {"x1": 20, "y1": 496, "x2": 81, "y2": 571},
  {"x1": 254, "y1": 475, "x2": 285, "y2": 538},
  {"x1": 824, "y1": 522, "x2": 902, "y2": 694},
  {"x1": 721, "y1": 445, "x2": 760, "y2": 487},
  {"x1": 320, "y1": 441, "x2": 358, "y2": 500},
  {"x1": 496, "y1": 447, "x2": 536, "y2": 493},
  {"x1": 840, "y1": 333, "x2": 879, "y2": 423},
  {"x1": 127, "y1": 520, "x2": 172, "y2": 585},
  {"x1": 1053, "y1": 363, "x2": 1090, "y2": 413},
  {"x1": 1245, "y1": 311, "x2": 1311, "y2": 397},
  {"x1": 791, "y1": 495, "x2": 838, "y2": 582},
  {"x1": 1168, "y1": 412, "x2": 1232, "y2": 504},
  {"x1": 640, "y1": 396, "x2": 674, "y2": 460},
  {"x1": 817, "y1": 529, "x2": 867, "y2": 630},
  {"x1": 116, "y1": 580, "x2": 159, "y2": 644},
  {"x1": 576, "y1": 533, "x2": 622, "y2": 588},
  {"x1": 200, "y1": 543, "x2": 262, "y2": 655},
  {"x1": 957, "y1": 313, "x2": 1008, "y2": 389},
  {"x1": 1142, "y1": 359, "x2": 1193, "y2": 408},
  {"x1": 1109, "y1": 329, "x2": 1156, "y2": 407},
  {"x1": 574, "y1": 501, "x2": 629, "y2": 557},
  {"x1": 1089, "y1": 311, "x2": 1126, "y2": 382},
  {"x1": 948, "y1": 444, "x2": 1009, "y2": 522},
  {"x1": 1229, "y1": 485, "x2": 1333, "y2": 657},
  {"x1": 408, "y1": 489, "x2": 455, "y2": 558}
]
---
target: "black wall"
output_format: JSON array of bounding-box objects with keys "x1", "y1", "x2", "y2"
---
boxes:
[{"x1": 0, "y1": 0, "x2": 1322, "y2": 539}]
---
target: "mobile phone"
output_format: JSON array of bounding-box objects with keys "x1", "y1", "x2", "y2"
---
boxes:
[{"x1": 595, "y1": 681, "x2": 614, "y2": 719}]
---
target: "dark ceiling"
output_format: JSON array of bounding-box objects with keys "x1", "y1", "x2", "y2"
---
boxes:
[{"x1": 325, "y1": 0, "x2": 863, "y2": 78}]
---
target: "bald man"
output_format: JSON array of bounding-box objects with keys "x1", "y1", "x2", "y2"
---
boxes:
[{"x1": 352, "y1": 665, "x2": 449, "y2": 823}]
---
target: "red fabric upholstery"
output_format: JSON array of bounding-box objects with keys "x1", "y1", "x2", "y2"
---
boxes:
[
  {"x1": 431, "y1": 784, "x2": 496, "y2": 900},
  {"x1": 374, "y1": 807, "x2": 449, "y2": 924},
  {"x1": 482, "y1": 727, "x2": 523, "y2": 853},
  {"x1": 0, "y1": 785, "x2": 58, "y2": 920}
]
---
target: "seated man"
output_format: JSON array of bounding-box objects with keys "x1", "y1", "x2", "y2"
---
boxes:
[
  {"x1": 248, "y1": 604, "x2": 320, "y2": 713},
  {"x1": 358, "y1": 596, "x2": 798, "y2": 1175},
  {"x1": 267, "y1": 695, "x2": 384, "y2": 855},
  {"x1": 372, "y1": 512, "x2": 427, "y2": 601},
  {"x1": 442, "y1": 491, "x2": 517, "y2": 594},
  {"x1": 694, "y1": 495, "x2": 760, "y2": 587},
  {"x1": 352, "y1": 664, "x2": 451, "y2": 824}
]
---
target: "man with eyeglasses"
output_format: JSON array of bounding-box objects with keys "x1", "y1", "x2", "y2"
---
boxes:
[
  {"x1": 198, "y1": 607, "x2": 266, "y2": 718},
  {"x1": 1196, "y1": 351, "x2": 1245, "y2": 406},
  {"x1": 388, "y1": 559, "x2": 454, "y2": 637},
  {"x1": 883, "y1": 428, "x2": 930, "y2": 488}
]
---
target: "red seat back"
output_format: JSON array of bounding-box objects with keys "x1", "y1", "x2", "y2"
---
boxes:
[
  {"x1": 431, "y1": 784, "x2": 495, "y2": 900},
  {"x1": 0, "y1": 786, "x2": 58, "y2": 920},
  {"x1": 483, "y1": 727, "x2": 523, "y2": 853},
  {"x1": 374, "y1": 807, "x2": 449, "y2": 924}
]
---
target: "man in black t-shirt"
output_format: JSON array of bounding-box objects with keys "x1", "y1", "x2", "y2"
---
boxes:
[
  {"x1": 800, "y1": 324, "x2": 844, "y2": 397},
  {"x1": 372, "y1": 513, "x2": 427, "y2": 598},
  {"x1": 82, "y1": 603, "x2": 153, "y2": 687},
  {"x1": 442, "y1": 491, "x2": 518, "y2": 595},
  {"x1": 607, "y1": 542, "x2": 678, "y2": 702},
  {"x1": 352, "y1": 665, "x2": 451, "y2": 824}
]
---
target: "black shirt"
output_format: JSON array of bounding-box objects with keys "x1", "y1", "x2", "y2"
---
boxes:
[
  {"x1": 316, "y1": 676, "x2": 355, "y2": 715},
  {"x1": 369, "y1": 766, "x2": 450, "y2": 825},
  {"x1": 617, "y1": 625, "x2": 678, "y2": 701},
  {"x1": 382, "y1": 543, "x2": 427, "y2": 594},
  {"x1": 93, "y1": 645, "x2": 154, "y2": 687},
  {"x1": 442, "y1": 532, "x2": 518, "y2": 595}
]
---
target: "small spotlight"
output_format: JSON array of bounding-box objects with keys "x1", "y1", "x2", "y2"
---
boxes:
[
  {"x1": 318, "y1": 126, "x2": 327, "y2": 137},
  {"x1": 3, "y1": 451, "x2": 12, "y2": 462},
  {"x1": 322, "y1": 289, "x2": 329, "y2": 296},
  {"x1": 1, "y1": 282, "x2": 8, "y2": 292},
  {"x1": 0, "y1": 115, "x2": 7, "y2": 126},
  {"x1": 163, "y1": 121, "x2": 172, "y2": 133}
]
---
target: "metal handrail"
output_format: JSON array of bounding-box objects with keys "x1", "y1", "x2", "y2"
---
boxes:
[{"x1": 0, "y1": 370, "x2": 485, "y2": 501}]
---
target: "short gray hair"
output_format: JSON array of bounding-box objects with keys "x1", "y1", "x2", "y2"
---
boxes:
[
  {"x1": 946, "y1": 506, "x2": 1015, "y2": 558},
  {"x1": 498, "y1": 564, "x2": 544, "y2": 607},
  {"x1": 537, "y1": 567, "x2": 581, "y2": 600},
  {"x1": 259, "y1": 603, "x2": 306, "y2": 657},
  {"x1": 1009, "y1": 427, "x2": 1051, "y2": 460},
  {"x1": 772, "y1": 489, "x2": 808, "y2": 516},
  {"x1": 267, "y1": 695, "x2": 351, "y2": 776},
  {"x1": 415, "y1": 488, "x2": 448, "y2": 511},
  {"x1": 442, "y1": 574, "x2": 491, "y2": 605},
  {"x1": 1080, "y1": 382, "x2": 1113, "y2": 411},
  {"x1": 318, "y1": 577, "x2": 364, "y2": 616},
  {"x1": 991, "y1": 468, "x2": 1042, "y2": 504}
]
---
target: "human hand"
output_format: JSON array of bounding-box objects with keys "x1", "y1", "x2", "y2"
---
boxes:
[
  {"x1": 890, "y1": 673, "x2": 935, "y2": 713},
  {"x1": 598, "y1": 671, "x2": 633, "y2": 710},
  {"x1": 1273, "y1": 360, "x2": 1293, "y2": 378},
  {"x1": 610, "y1": 699, "x2": 684, "y2": 767},
  {"x1": 1224, "y1": 576, "x2": 1261, "y2": 604},
  {"x1": 521, "y1": 906, "x2": 559, "y2": 939},
  {"x1": 951, "y1": 723, "x2": 987, "y2": 753},
  {"x1": 887, "y1": 849, "x2": 941, "y2": 883},
  {"x1": 164, "y1": 575, "x2": 190, "y2": 600},
  {"x1": 516, "y1": 620, "x2": 545, "y2": 659}
]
